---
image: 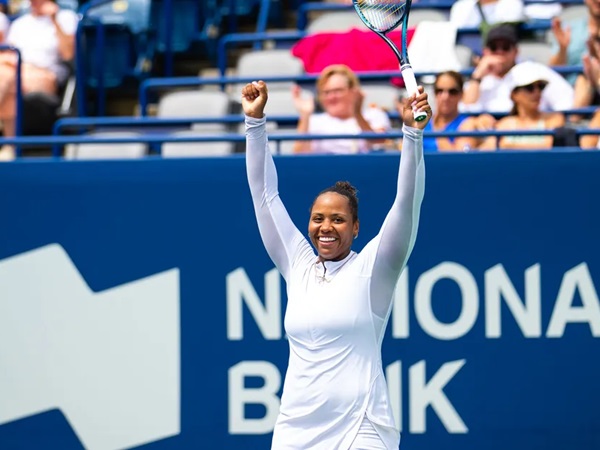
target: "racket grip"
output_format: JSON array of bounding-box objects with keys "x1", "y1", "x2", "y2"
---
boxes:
[{"x1": 401, "y1": 64, "x2": 427, "y2": 122}]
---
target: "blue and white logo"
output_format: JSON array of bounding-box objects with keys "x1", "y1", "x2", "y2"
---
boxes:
[{"x1": 0, "y1": 244, "x2": 181, "y2": 450}]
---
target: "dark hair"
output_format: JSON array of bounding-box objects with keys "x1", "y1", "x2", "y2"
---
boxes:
[
  {"x1": 434, "y1": 71, "x2": 464, "y2": 91},
  {"x1": 312, "y1": 181, "x2": 359, "y2": 222}
]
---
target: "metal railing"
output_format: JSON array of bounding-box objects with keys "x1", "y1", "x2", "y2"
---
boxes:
[{"x1": 0, "y1": 125, "x2": 595, "y2": 159}]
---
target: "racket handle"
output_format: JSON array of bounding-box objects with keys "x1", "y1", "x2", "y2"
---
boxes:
[{"x1": 401, "y1": 64, "x2": 427, "y2": 122}]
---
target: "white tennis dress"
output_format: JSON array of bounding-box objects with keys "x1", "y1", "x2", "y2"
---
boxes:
[{"x1": 245, "y1": 116, "x2": 425, "y2": 450}]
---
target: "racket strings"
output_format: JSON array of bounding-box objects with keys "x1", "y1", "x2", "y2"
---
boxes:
[{"x1": 355, "y1": 0, "x2": 406, "y2": 32}]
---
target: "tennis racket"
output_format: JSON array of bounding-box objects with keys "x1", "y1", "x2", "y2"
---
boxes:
[{"x1": 352, "y1": 0, "x2": 427, "y2": 122}]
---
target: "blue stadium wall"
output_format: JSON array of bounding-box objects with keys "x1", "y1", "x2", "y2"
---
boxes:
[{"x1": 0, "y1": 151, "x2": 599, "y2": 450}]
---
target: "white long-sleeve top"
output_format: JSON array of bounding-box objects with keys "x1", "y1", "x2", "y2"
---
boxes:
[{"x1": 245, "y1": 115, "x2": 425, "y2": 450}]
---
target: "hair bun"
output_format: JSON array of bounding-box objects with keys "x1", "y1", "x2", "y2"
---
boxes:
[{"x1": 335, "y1": 181, "x2": 358, "y2": 197}]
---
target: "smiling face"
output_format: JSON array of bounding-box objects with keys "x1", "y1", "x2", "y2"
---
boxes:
[
  {"x1": 308, "y1": 192, "x2": 359, "y2": 262},
  {"x1": 317, "y1": 67, "x2": 357, "y2": 119}
]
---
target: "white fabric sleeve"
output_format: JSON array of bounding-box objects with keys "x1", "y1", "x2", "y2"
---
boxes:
[
  {"x1": 370, "y1": 124, "x2": 425, "y2": 318},
  {"x1": 245, "y1": 115, "x2": 307, "y2": 280}
]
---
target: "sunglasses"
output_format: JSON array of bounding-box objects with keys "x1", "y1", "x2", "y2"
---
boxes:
[
  {"x1": 488, "y1": 42, "x2": 514, "y2": 52},
  {"x1": 518, "y1": 82, "x2": 547, "y2": 93},
  {"x1": 434, "y1": 87, "x2": 461, "y2": 96}
]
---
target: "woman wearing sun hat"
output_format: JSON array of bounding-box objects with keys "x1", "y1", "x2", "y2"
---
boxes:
[{"x1": 479, "y1": 61, "x2": 565, "y2": 150}]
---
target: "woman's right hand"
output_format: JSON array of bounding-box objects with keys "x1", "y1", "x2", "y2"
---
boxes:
[
  {"x1": 242, "y1": 81, "x2": 268, "y2": 118},
  {"x1": 400, "y1": 86, "x2": 431, "y2": 130},
  {"x1": 551, "y1": 17, "x2": 571, "y2": 50},
  {"x1": 291, "y1": 84, "x2": 314, "y2": 116}
]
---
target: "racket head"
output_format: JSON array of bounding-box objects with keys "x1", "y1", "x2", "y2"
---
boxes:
[{"x1": 352, "y1": 0, "x2": 408, "y2": 34}]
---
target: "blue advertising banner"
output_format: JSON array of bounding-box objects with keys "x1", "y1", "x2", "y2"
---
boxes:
[{"x1": 0, "y1": 151, "x2": 599, "y2": 450}]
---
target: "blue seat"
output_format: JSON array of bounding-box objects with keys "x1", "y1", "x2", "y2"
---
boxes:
[
  {"x1": 78, "y1": 23, "x2": 138, "y2": 89},
  {"x1": 219, "y1": 0, "x2": 284, "y2": 33},
  {"x1": 76, "y1": 0, "x2": 155, "y2": 115},
  {"x1": 149, "y1": 0, "x2": 222, "y2": 75},
  {"x1": 150, "y1": 0, "x2": 201, "y2": 53},
  {"x1": 84, "y1": 0, "x2": 151, "y2": 34}
]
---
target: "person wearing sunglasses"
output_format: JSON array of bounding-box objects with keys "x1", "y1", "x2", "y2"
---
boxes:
[
  {"x1": 423, "y1": 71, "x2": 495, "y2": 152},
  {"x1": 479, "y1": 63, "x2": 565, "y2": 150},
  {"x1": 462, "y1": 24, "x2": 574, "y2": 115}
]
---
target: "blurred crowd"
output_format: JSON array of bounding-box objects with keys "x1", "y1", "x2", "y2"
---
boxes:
[
  {"x1": 0, "y1": 0, "x2": 599, "y2": 160},
  {"x1": 295, "y1": 0, "x2": 600, "y2": 153},
  {"x1": 0, "y1": 0, "x2": 76, "y2": 160}
]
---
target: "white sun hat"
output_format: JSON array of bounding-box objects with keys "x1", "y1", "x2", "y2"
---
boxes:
[{"x1": 506, "y1": 61, "x2": 549, "y2": 92}]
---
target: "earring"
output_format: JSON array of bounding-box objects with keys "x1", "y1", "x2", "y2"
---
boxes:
[{"x1": 354, "y1": 234, "x2": 358, "y2": 240}]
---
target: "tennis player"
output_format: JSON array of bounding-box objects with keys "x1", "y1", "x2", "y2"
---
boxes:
[{"x1": 243, "y1": 80, "x2": 431, "y2": 450}]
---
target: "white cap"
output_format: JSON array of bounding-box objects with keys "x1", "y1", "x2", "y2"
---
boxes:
[{"x1": 506, "y1": 61, "x2": 549, "y2": 92}]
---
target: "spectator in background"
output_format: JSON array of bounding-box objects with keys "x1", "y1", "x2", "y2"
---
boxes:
[
  {"x1": 449, "y1": 0, "x2": 525, "y2": 29},
  {"x1": 580, "y1": 107, "x2": 600, "y2": 148},
  {"x1": 549, "y1": 0, "x2": 600, "y2": 115},
  {"x1": 421, "y1": 71, "x2": 496, "y2": 152},
  {"x1": 0, "y1": 0, "x2": 77, "y2": 161},
  {"x1": 567, "y1": 34, "x2": 600, "y2": 122},
  {"x1": 479, "y1": 64, "x2": 565, "y2": 150},
  {"x1": 0, "y1": 1, "x2": 8, "y2": 43},
  {"x1": 462, "y1": 24, "x2": 574, "y2": 113},
  {"x1": 548, "y1": 4, "x2": 590, "y2": 74},
  {"x1": 292, "y1": 64, "x2": 391, "y2": 154},
  {"x1": 579, "y1": 34, "x2": 600, "y2": 102}
]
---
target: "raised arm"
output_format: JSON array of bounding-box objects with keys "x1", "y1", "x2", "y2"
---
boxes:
[
  {"x1": 370, "y1": 89, "x2": 430, "y2": 317},
  {"x1": 243, "y1": 81, "x2": 307, "y2": 280}
]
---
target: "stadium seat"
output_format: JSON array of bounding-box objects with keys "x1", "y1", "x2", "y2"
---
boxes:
[
  {"x1": 150, "y1": 0, "x2": 202, "y2": 54},
  {"x1": 157, "y1": 90, "x2": 232, "y2": 130},
  {"x1": 269, "y1": 127, "x2": 299, "y2": 155},
  {"x1": 76, "y1": 0, "x2": 155, "y2": 114},
  {"x1": 149, "y1": 0, "x2": 224, "y2": 73},
  {"x1": 79, "y1": 24, "x2": 139, "y2": 89},
  {"x1": 257, "y1": 88, "x2": 307, "y2": 116},
  {"x1": 409, "y1": 8, "x2": 449, "y2": 24},
  {"x1": 518, "y1": 40, "x2": 555, "y2": 65},
  {"x1": 305, "y1": 11, "x2": 367, "y2": 33},
  {"x1": 161, "y1": 130, "x2": 235, "y2": 157},
  {"x1": 455, "y1": 44, "x2": 473, "y2": 70},
  {"x1": 231, "y1": 49, "x2": 305, "y2": 100},
  {"x1": 362, "y1": 84, "x2": 402, "y2": 112},
  {"x1": 64, "y1": 131, "x2": 149, "y2": 159}
]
